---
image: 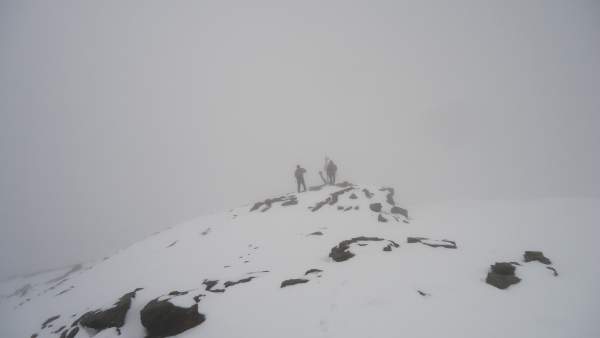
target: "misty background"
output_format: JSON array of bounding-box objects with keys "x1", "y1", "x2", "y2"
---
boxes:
[{"x1": 1, "y1": 0, "x2": 598, "y2": 279}]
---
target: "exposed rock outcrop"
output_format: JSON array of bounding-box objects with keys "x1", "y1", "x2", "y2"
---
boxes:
[
  {"x1": 390, "y1": 206, "x2": 408, "y2": 218},
  {"x1": 379, "y1": 187, "x2": 396, "y2": 205},
  {"x1": 141, "y1": 298, "x2": 205, "y2": 338},
  {"x1": 485, "y1": 262, "x2": 521, "y2": 289},
  {"x1": 329, "y1": 237, "x2": 399, "y2": 262},
  {"x1": 369, "y1": 203, "x2": 382, "y2": 212},
  {"x1": 407, "y1": 237, "x2": 457, "y2": 249},
  {"x1": 523, "y1": 251, "x2": 551, "y2": 265},
  {"x1": 280, "y1": 279, "x2": 309, "y2": 288},
  {"x1": 79, "y1": 288, "x2": 143, "y2": 332},
  {"x1": 203, "y1": 280, "x2": 225, "y2": 293},
  {"x1": 59, "y1": 327, "x2": 79, "y2": 338},
  {"x1": 223, "y1": 277, "x2": 255, "y2": 288},
  {"x1": 41, "y1": 315, "x2": 60, "y2": 329}
]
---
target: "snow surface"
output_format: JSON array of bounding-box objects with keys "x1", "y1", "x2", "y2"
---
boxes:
[{"x1": 1, "y1": 184, "x2": 599, "y2": 338}]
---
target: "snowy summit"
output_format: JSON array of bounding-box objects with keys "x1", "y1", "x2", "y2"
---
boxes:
[{"x1": 1, "y1": 182, "x2": 598, "y2": 338}]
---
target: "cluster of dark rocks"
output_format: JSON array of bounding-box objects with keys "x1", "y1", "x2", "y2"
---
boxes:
[
  {"x1": 485, "y1": 251, "x2": 557, "y2": 290},
  {"x1": 329, "y1": 236, "x2": 400, "y2": 262},
  {"x1": 250, "y1": 195, "x2": 298, "y2": 212},
  {"x1": 281, "y1": 268, "x2": 324, "y2": 288}
]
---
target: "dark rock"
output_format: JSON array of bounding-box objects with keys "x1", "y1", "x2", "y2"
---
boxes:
[
  {"x1": 354, "y1": 206, "x2": 359, "y2": 210},
  {"x1": 31, "y1": 334, "x2": 38, "y2": 338},
  {"x1": 524, "y1": 251, "x2": 552, "y2": 265},
  {"x1": 79, "y1": 289, "x2": 142, "y2": 331},
  {"x1": 281, "y1": 199, "x2": 298, "y2": 206},
  {"x1": 60, "y1": 327, "x2": 78, "y2": 338},
  {"x1": 41, "y1": 315, "x2": 60, "y2": 329},
  {"x1": 417, "y1": 290, "x2": 429, "y2": 296},
  {"x1": 362, "y1": 189, "x2": 374, "y2": 199},
  {"x1": 486, "y1": 272, "x2": 521, "y2": 290},
  {"x1": 329, "y1": 236, "x2": 389, "y2": 262},
  {"x1": 203, "y1": 280, "x2": 225, "y2": 293},
  {"x1": 308, "y1": 231, "x2": 323, "y2": 236},
  {"x1": 56, "y1": 286, "x2": 74, "y2": 296},
  {"x1": 280, "y1": 279, "x2": 309, "y2": 288},
  {"x1": 311, "y1": 198, "x2": 331, "y2": 212},
  {"x1": 250, "y1": 201, "x2": 263, "y2": 211},
  {"x1": 369, "y1": 203, "x2": 382, "y2": 212},
  {"x1": 486, "y1": 262, "x2": 521, "y2": 289},
  {"x1": 382, "y1": 241, "x2": 400, "y2": 251},
  {"x1": 390, "y1": 206, "x2": 408, "y2": 217},
  {"x1": 168, "y1": 291, "x2": 188, "y2": 296},
  {"x1": 166, "y1": 241, "x2": 177, "y2": 248},
  {"x1": 406, "y1": 237, "x2": 457, "y2": 249},
  {"x1": 546, "y1": 266, "x2": 559, "y2": 276},
  {"x1": 379, "y1": 187, "x2": 396, "y2": 205},
  {"x1": 304, "y1": 269, "x2": 323, "y2": 275},
  {"x1": 337, "y1": 206, "x2": 344, "y2": 210},
  {"x1": 66, "y1": 327, "x2": 79, "y2": 338},
  {"x1": 193, "y1": 294, "x2": 205, "y2": 303},
  {"x1": 378, "y1": 214, "x2": 388, "y2": 222},
  {"x1": 349, "y1": 193, "x2": 358, "y2": 199},
  {"x1": 141, "y1": 299, "x2": 205, "y2": 338},
  {"x1": 223, "y1": 277, "x2": 255, "y2": 288},
  {"x1": 344, "y1": 206, "x2": 352, "y2": 211},
  {"x1": 52, "y1": 326, "x2": 66, "y2": 334},
  {"x1": 509, "y1": 261, "x2": 521, "y2": 266},
  {"x1": 491, "y1": 262, "x2": 516, "y2": 275},
  {"x1": 311, "y1": 187, "x2": 353, "y2": 211},
  {"x1": 329, "y1": 187, "x2": 354, "y2": 205}
]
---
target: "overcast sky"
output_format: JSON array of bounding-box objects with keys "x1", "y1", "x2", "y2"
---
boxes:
[{"x1": 1, "y1": 0, "x2": 599, "y2": 279}]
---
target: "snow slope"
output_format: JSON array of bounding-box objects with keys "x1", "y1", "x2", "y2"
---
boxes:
[{"x1": 1, "y1": 183, "x2": 599, "y2": 338}]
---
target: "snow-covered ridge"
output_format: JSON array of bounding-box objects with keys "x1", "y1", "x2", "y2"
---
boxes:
[{"x1": 1, "y1": 185, "x2": 599, "y2": 338}]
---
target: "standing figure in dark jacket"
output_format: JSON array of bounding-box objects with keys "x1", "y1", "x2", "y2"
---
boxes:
[
  {"x1": 326, "y1": 160, "x2": 338, "y2": 185},
  {"x1": 295, "y1": 165, "x2": 307, "y2": 192}
]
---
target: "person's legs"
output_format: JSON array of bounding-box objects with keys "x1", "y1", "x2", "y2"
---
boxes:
[
  {"x1": 301, "y1": 178, "x2": 306, "y2": 192},
  {"x1": 297, "y1": 179, "x2": 301, "y2": 193},
  {"x1": 332, "y1": 173, "x2": 336, "y2": 184}
]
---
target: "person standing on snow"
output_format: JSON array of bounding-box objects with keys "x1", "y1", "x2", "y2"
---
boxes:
[
  {"x1": 319, "y1": 157, "x2": 330, "y2": 185},
  {"x1": 326, "y1": 159, "x2": 338, "y2": 185},
  {"x1": 295, "y1": 165, "x2": 307, "y2": 193}
]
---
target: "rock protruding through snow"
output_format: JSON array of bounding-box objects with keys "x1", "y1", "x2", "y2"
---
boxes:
[
  {"x1": 79, "y1": 288, "x2": 143, "y2": 332},
  {"x1": 141, "y1": 297, "x2": 206, "y2": 338},
  {"x1": 523, "y1": 251, "x2": 552, "y2": 265},
  {"x1": 485, "y1": 262, "x2": 521, "y2": 289},
  {"x1": 329, "y1": 237, "x2": 399, "y2": 262}
]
